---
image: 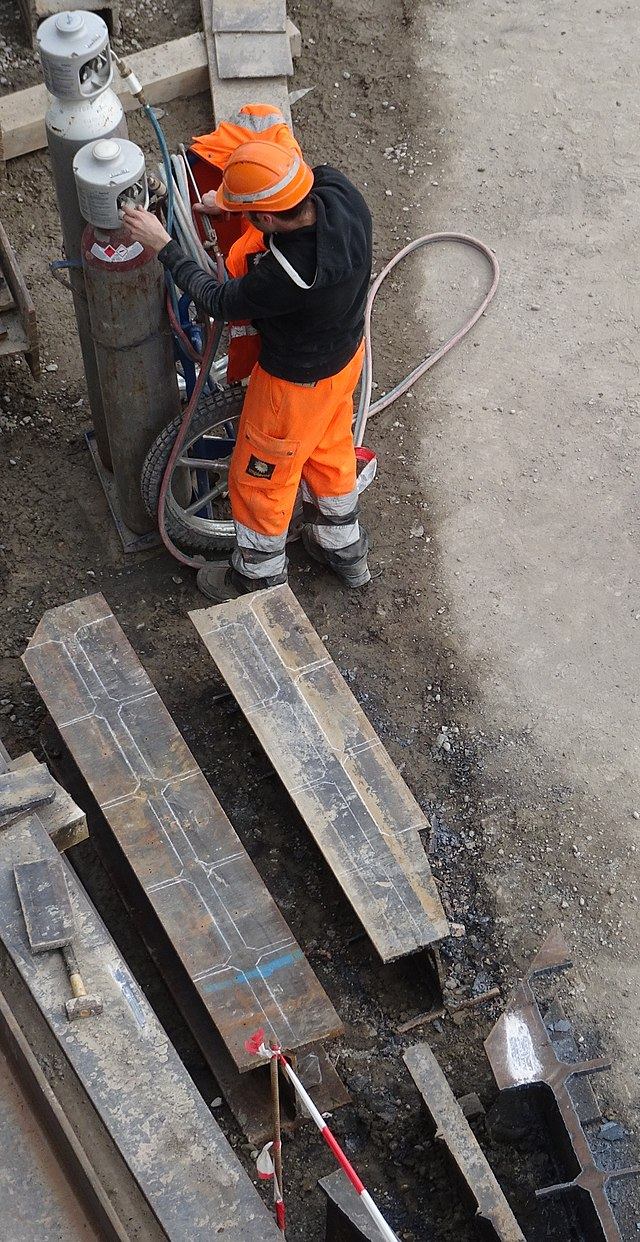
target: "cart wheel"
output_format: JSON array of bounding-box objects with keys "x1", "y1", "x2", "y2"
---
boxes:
[{"x1": 141, "y1": 385, "x2": 244, "y2": 553}]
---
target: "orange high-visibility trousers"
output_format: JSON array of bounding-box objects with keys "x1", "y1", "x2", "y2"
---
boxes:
[{"x1": 228, "y1": 342, "x2": 365, "y2": 582}]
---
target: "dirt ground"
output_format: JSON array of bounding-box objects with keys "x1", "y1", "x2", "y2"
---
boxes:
[{"x1": 0, "y1": 0, "x2": 638, "y2": 1238}]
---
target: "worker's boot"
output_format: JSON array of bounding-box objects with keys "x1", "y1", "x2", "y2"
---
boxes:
[
  {"x1": 301, "y1": 527, "x2": 372, "y2": 587},
  {"x1": 196, "y1": 563, "x2": 286, "y2": 602}
]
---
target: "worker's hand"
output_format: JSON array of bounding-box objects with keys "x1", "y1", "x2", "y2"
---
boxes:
[
  {"x1": 122, "y1": 204, "x2": 171, "y2": 253},
  {"x1": 193, "y1": 191, "x2": 231, "y2": 220}
]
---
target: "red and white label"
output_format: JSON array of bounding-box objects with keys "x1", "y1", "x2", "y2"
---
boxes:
[{"x1": 90, "y1": 241, "x2": 144, "y2": 263}]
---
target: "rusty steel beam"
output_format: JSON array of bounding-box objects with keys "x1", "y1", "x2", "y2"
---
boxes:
[
  {"x1": 484, "y1": 929, "x2": 640, "y2": 1241},
  {"x1": 0, "y1": 986, "x2": 129, "y2": 1242},
  {"x1": 0, "y1": 811, "x2": 285, "y2": 1241},
  {"x1": 23, "y1": 594, "x2": 343, "y2": 1077},
  {"x1": 404, "y1": 1041, "x2": 526, "y2": 1241},
  {"x1": 190, "y1": 586, "x2": 449, "y2": 963}
]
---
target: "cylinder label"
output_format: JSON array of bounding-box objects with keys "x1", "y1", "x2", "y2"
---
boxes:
[
  {"x1": 42, "y1": 60, "x2": 77, "y2": 96},
  {"x1": 90, "y1": 240, "x2": 144, "y2": 263}
]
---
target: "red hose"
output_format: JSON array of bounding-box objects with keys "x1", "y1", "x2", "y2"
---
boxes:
[{"x1": 157, "y1": 318, "x2": 221, "y2": 568}]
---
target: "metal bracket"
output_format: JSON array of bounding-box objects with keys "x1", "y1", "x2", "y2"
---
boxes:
[{"x1": 484, "y1": 929, "x2": 640, "y2": 1240}]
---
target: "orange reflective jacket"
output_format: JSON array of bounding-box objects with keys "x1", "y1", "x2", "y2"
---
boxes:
[
  {"x1": 191, "y1": 103, "x2": 301, "y2": 170},
  {"x1": 189, "y1": 105, "x2": 303, "y2": 383},
  {"x1": 224, "y1": 226, "x2": 266, "y2": 382}
]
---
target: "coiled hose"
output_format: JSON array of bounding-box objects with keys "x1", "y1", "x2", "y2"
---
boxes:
[
  {"x1": 354, "y1": 232, "x2": 500, "y2": 446},
  {"x1": 112, "y1": 51, "x2": 501, "y2": 568},
  {"x1": 157, "y1": 231, "x2": 500, "y2": 569},
  {"x1": 156, "y1": 316, "x2": 225, "y2": 569}
]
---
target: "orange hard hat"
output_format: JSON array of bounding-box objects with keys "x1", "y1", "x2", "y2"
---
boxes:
[{"x1": 215, "y1": 140, "x2": 314, "y2": 213}]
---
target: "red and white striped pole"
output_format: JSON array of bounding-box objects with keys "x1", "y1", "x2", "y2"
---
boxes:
[{"x1": 246, "y1": 1030, "x2": 400, "y2": 1242}]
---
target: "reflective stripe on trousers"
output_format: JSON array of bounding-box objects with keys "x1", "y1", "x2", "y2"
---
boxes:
[
  {"x1": 228, "y1": 343, "x2": 365, "y2": 581},
  {"x1": 232, "y1": 522, "x2": 288, "y2": 581},
  {"x1": 230, "y1": 325, "x2": 259, "y2": 338},
  {"x1": 300, "y1": 479, "x2": 361, "y2": 550}
]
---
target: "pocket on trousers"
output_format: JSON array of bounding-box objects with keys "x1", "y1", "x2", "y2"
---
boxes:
[{"x1": 240, "y1": 420, "x2": 301, "y2": 487}]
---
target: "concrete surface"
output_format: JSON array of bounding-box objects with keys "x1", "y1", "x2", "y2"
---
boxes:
[{"x1": 415, "y1": 0, "x2": 640, "y2": 1120}]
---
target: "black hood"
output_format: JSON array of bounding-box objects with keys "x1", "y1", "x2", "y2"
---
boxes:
[{"x1": 310, "y1": 165, "x2": 372, "y2": 287}]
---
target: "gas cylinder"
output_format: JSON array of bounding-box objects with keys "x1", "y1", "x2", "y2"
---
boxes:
[
  {"x1": 76, "y1": 138, "x2": 181, "y2": 535},
  {"x1": 38, "y1": 11, "x2": 128, "y2": 470}
]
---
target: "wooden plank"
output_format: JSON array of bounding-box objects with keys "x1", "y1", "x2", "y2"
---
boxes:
[
  {"x1": 0, "y1": 218, "x2": 39, "y2": 377},
  {"x1": 14, "y1": 857, "x2": 74, "y2": 953},
  {"x1": 33, "y1": 0, "x2": 120, "y2": 28},
  {"x1": 190, "y1": 586, "x2": 449, "y2": 963},
  {"x1": 0, "y1": 22, "x2": 300, "y2": 166},
  {"x1": 0, "y1": 814, "x2": 284, "y2": 1241},
  {"x1": 0, "y1": 767, "x2": 56, "y2": 823},
  {"x1": 212, "y1": 0, "x2": 287, "y2": 33},
  {"x1": 0, "y1": 34, "x2": 209, "y2": 166},
  {"x1": 23, "y1": 594, "x2": 342, "y2": 1073},
  {"x1": 215, "y1": 31, "x2": 293, "y2": 79},
  {"x1": 11, "y1": 755, "x2": 88, "y2": 852},
  {"x1": 404, "y1": 1043, "x2": 526, "y2": 1242},
  {"x1": 0, "y1": 268, "x2": 15, "y2": 312},
  {"x1": 0, "y1": 83, "x2": 48, "y2": 167},
  {"x1": 201, "y1": 0, "x2": 292, "y2": 126}
]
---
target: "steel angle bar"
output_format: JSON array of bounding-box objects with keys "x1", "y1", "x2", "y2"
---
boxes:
[
  {"x1": 319, "y1": 1169, "x2": 388, "y2": 1242},
  {"x1": 403, "y1": 1042, "x2": 525, "y2": 1241},
  {"x1": 484, "y1": 930, "x2": 640, "y2": 1241}
]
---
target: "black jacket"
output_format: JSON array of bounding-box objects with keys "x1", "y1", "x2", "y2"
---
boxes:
[{"x1": 158, "y1": 166, "x2": 372, "y2": 383}]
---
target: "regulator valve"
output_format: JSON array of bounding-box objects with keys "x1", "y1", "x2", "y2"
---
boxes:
[
  {"x1": 37, "y1": 11, "x2": 113, "y2": 100},
  {"x1": 73, "y1": 138, "x2": 148, "y2": 230}
]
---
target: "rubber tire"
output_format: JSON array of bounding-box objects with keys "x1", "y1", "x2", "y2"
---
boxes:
[{"x1": 141, "y1": 385, "x2": 244, "y2": 554}]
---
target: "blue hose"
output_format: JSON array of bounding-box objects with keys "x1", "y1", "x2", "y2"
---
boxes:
[{"x1": 143, "y1": 102, "x2": 174, "y2": 235}]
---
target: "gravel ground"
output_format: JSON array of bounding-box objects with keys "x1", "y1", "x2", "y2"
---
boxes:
[{"x1": 0, "y1": 0, "x2": 638, "y2": 1237}]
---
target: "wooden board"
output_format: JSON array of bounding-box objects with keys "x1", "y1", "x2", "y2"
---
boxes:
[
  {"x1": 14, "y1": 857, "x2": 74, "y2": 953},
  {"x1": 404, "y1": 1043, "x2": 526, "y2": 1242},
  {"x1": 24, "y1": 594, "x2": 342, "y2": 1072},
  {"x1": 0, "y1": 21, "x2": 300, "y2": 167},
  {"x1": 0, "y1": 745, "x2": 87, "y2": 852},
  {"x1": 215, "y1": 31, "x2": 293, "y2": 79},
  {"x1": 212, "y1": 0, "x2": 287, "y2": 32},
  {"x1": 0, "y1": 34, "x2": 209, "y2": 166},
  {"x1": 190, "y1": 586, "x2": 449, "y2": 962},
  {"x1": 201, "y1": 0, "x2": 292, "y2": 126},
  {"x1": 0, "y1": 218, "x2": 39, "y2": 377},
  {"x1": 11, "y1": 756, "x2": 88, "y2": 852},
  {"x1": 0, "y1": 767, "x2": 56, "y2": 823},
  {"x1": 0, "y1": 814, "x2": 284, "y2": 1241}
]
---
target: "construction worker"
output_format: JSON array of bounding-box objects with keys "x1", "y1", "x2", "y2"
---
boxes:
[
  {"x1": 123, "y1": 139, "x2": 373, "y2": 602},
  {"x1": 188, "y1": 103, "x2": 303, "y2": 383}
]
